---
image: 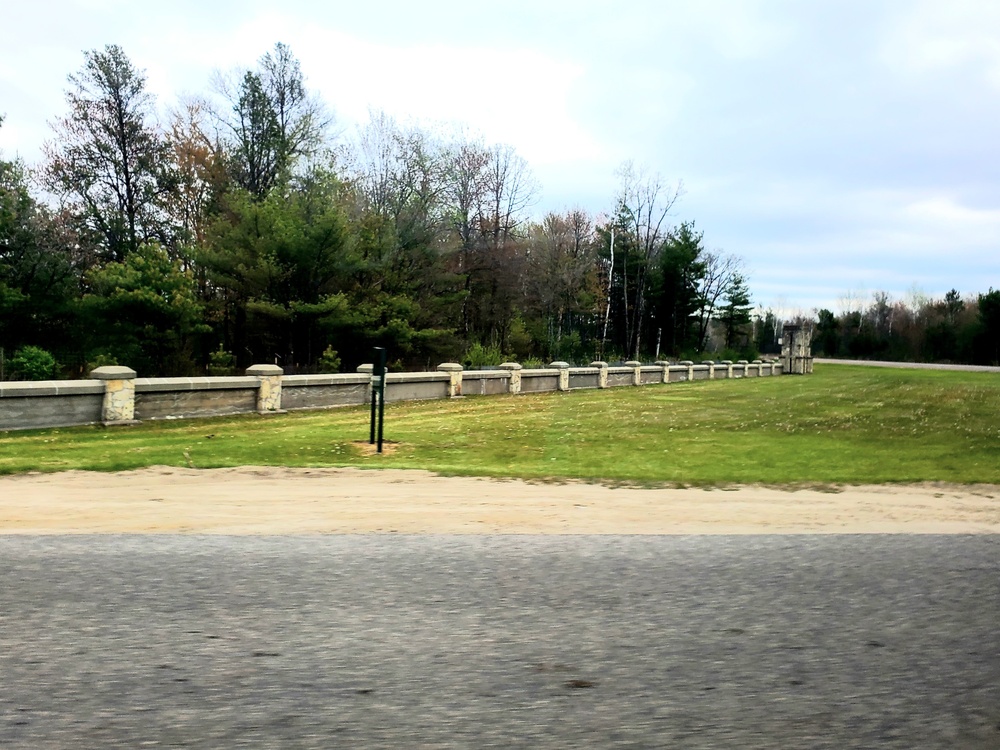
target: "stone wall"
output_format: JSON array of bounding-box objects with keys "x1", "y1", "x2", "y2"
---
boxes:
[
  {"x1": 0, "y1": 381, "x2": 104, "y2": 430},
  {"x1": 1, "y1": 358, "x2": 789, "y2": 431}
]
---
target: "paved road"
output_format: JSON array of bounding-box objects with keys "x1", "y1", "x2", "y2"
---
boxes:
[
  {"x1": 815, "y1": 358, "x2": 1000, "y2": 373},
  {"x1": 1, "y1": 535, "x2": 998, "y2": 748}
]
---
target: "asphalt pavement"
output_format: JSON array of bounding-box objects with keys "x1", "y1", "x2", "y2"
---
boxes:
[
  {"x1": 1, "y1": 535, "x2": 998, "y2": 748},
  {"x1": 814, "y1": 358, "x2": 1000, "y2": 373}
]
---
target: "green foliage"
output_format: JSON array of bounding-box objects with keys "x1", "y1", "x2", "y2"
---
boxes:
[
  {"x1": 207, "y1": 346, "x2": 237, "y2": 376},
  {"x1": 18, "y1": 45, "x2": 1000, "y2": 378},
  {"x1": 224, "y1": 43, "x2": 327, "y2": 199},
  {"x1": 718, "y1": 273, "x2": 753, "y2": 350},
  {"x1": 1, "y1": 146, "x2": 79, "y2": 356},
  {"x1": 815, "y1": 309, "x2": 840, "y2": 355},
  {"x1": 462, "y1": 342, "x2": 506, "y2": 369},
  {"x1": 652, "y1": 221, "x2": 706, "y2": 355},
  {"x1": 86, "y1": 353, "x2": 119, "y2": 372},
  {"x1": 753, "y1": 310, "x2": 781, "y2": 355},
  {"x1": 317, "y1": 345, "x2": 341, "y2": 373},
  {"x1": 3, "y1": 366, "x2": 999, "y2": 486},
  {"x1": 44, "y1": 44, "x2": 174, "y2": 261},
  {"x1": 81, "y1": 243, "x2": 207, "y2": 376},
  {"x1": 715, "y1": 346, "x2": 760, "y2": 363},
  {"x1": 977, "y1": 288, "x2": 1000, "y2": 365},
  {"x1": 9, "y1": 346, "x2": 58, "y2": 381},
  {"x1": 550, "y1": 330, "x2": 586, "y2": 364}
]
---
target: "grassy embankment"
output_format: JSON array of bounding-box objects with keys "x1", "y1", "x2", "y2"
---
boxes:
[{"x1": 1, "y1": 365, "x2": 998, "y2": 485}]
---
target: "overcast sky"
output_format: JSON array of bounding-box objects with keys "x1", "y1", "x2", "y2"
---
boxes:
[{"x1": 2, "y1": 0, "x2": 998, "y2": 315}]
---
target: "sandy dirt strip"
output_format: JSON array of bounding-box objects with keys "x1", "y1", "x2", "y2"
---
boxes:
[{"x1": 0, "y1": 466, "x2": 998, "y2": 534}]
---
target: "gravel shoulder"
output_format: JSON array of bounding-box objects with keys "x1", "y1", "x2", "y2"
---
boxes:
[{"x1": 1, "y1": 466, "x2": 998, "y2": 534}]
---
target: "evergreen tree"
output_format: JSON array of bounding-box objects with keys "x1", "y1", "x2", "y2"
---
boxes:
[
  {"x1": 652, "y1": 221, "x2": 706, "y2": 356},
  {"x1": 719, "y1": 273, "x2": 753, "y2": 350}
]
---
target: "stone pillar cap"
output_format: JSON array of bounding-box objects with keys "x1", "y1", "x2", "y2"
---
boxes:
[
  {"x1": 590, "y1": 360, "x2": 609, "y2": 368},
  {"x1": 357, "y1": 364, "x2": 374, "y2": 373},
  {"x1": 499, "y1": 362, "x2": 522, "y2": 370},
  {"x1": 752, "y1": 359, "x2": 763, "y2": 364},
  {"x1": 737, "y1": 359, "x2": 749, "y2": 364},
  {"x1": 624, "y1": 360, "x2": 642, "y2": 367},
  {"x1": 653, "y1": 360, "x2": 671, "y2": 366},
  {"x1": 246, "y1": 364, "x2": 283, "y2": 376},
  {"x1": 90, "y1": 366, "x2": 137, "y2": 380},
  {"x1": 720, "y1": 360, "x2": 733, "y2": 365},
  {"x1": 679, "y1": 360, "x2": 694, "y2": 366},
  {"x1": 437, "y1": 362, "x2": 463, "y2": 372},
  {"x1": 548, "y1": 361, "x2": 570, "y2": 369},
  {"x1": 702, "y1": 360, "x2": 715, "y2": 365}
]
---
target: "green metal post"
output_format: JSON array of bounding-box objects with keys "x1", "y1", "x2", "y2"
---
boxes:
[{"x1": 376, "y1": 347, "x2": 387, "y2": 453}]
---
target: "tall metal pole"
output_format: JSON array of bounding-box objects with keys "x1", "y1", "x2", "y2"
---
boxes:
[
  {"x1": 376, "y1": 347, "x2": 387, "y2": 454},
  {"x1": 369, "y1": 352, "x2": 379, "y2": 445}
]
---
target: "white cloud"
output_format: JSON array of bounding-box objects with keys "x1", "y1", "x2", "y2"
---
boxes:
[
  {"x1": 881, "y1": 0, "x2": 1000, "y2": 87},
  {"x1": 132, "y1": 10, "x2": 606, "y2": 168}
]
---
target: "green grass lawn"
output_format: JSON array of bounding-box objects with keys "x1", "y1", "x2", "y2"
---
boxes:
[{"x1": 2, "y1": 365, "x2": 998, "y2": 485}]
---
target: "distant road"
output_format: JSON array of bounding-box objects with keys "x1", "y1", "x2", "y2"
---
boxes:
[{"x1": 815, "y1": 358, "x2": 1000, "y2": 373}]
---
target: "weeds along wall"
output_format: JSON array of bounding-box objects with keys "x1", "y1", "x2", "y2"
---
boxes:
[{"x1": 0, "y1": 359, "x2": 789, "y2": 431}]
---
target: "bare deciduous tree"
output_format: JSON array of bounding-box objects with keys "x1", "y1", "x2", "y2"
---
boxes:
[
  {"x1": 613, "y1": 161, "x2": 682, "y2": 359},
  {"x1": 44, "y1": 45, "x2": 175, "y2": 261},
  {"x1": 213, "y1": 43, "x2": 331, "y2": 198},
  {"x1": 694, "y1": 251, "x2": 744, "y2": 351}
]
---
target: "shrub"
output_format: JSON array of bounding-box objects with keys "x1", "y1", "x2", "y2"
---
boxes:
[
  {"x1": 10, "y1": 346, "x2": 58, "y2": 381},
  {"x1": 463, "y1": 342, "x2": 506, "y2": 369},
  {"x1": 86, "y1": 352, "x2": 120, "y2": 372},
  {"x1": 317, "y1": 346, "x2": 341, "y2": 373},
  {"x1": 207, "y1": 346, "x2": 236, "y2": 376}
]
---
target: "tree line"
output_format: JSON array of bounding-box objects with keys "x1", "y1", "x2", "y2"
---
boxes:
[
  {"x1": 1, "y1": 43, "x2": 789, "y2": 379},
  {"x1": 813, "y1": 289, "x2": 1000, "y2": 366}
]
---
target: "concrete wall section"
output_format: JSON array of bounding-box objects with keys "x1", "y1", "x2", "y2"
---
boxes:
[
  {"x1": 0, "y1": 380, "x2": 104, "y2": 430},
  {"x1": 385, "y1": 372, "x2": 450, "y2": 402},
  {"x1": 135, "y1": 377, "x2": 258, "y2": 420},
  {"x1": 569, "y1": 370, "x2": 601, "y2": 389},
  {"x1": 640, "y1": 367, "x2": 663, "y2": 385},
  {"x1": 607, "y1": 368, "x2": 633, "y2": 387},
  {"x1": 520, "y1": 370, "x2": 560, "y2": 393},
  {"x1": 276, "y1": 374, "x2": 370, "y2": 410},
  {"x1": 463, "y1": 371, "x2": 512, "y2": 396}
]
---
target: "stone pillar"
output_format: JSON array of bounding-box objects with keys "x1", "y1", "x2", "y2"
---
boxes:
[
  {"x1": 624, "y1": 360, "x2": 642, "y2": 386},
  {"x1": 780, "y1": 324, "x2": 814, "y2": 374},
  {"x1": 679, "y1": 360, "x2": 694, "y2": 382},
  {"x1": 499, "y1": 362, "x2": 522, "y2": 394},
  {"x1": 549, "y1": 361, "x2": 570, "y2": 391},
  {"x1": 654, "y1": 361, "x2": 670, "y2": 384},
  {"x1": 702, "y1": 360, "x2": 716, "y2": 379},
  {"x1": 752, "y1": 359, "x2": 762, "y2": 377},
  {"x1": 357, "y1": 364, "x2": 374, "y2": 403},
  {"x1": 590, "y1": 361, "x2": 609, "y2": 388},
  {"x1": 737, "y1": 360, "x2": 749, "y2": 378},
  {"x1": 437, "y1": 363, "x2": 464, "y2": 397},
  {"x1": 720, "y1": 360, "x2": 733, "y2": 378},
  {"x1": 91, "y1": 366, "x2": 138, "y2": 426},
  {"x1": 247, "y1": 364, "x2": 284, "y2": 413}
]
